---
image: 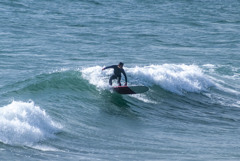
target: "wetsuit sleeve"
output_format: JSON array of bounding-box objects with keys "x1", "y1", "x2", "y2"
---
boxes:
[
  {"x1": 122, "y1": 69, "x2": 127, "y2": 83},
  {"x1": 103, "y1": 65, "x2": 115, "y2": 70}
]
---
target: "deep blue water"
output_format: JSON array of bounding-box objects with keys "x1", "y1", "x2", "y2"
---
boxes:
[{"x1": 0, "y1": 0, "x2": 240, "y2": 160}]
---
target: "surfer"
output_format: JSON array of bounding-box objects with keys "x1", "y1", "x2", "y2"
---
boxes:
[{"x1": 102, "y1": 62, "x2": 127, "y2": 86}]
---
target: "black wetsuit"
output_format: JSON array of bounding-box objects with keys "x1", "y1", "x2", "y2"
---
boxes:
[{"x1": 103, "y1": 65, "x2": 127, "y2": 86}]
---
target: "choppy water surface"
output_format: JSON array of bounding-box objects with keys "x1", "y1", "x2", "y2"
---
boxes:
[{"x1": 0, "y1": 0, "x2": 240, "y2": 160}]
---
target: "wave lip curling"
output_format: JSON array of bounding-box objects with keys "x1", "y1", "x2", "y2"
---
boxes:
[{"x1": 0, "y1": 101, "x2": 61, "y2": 146}]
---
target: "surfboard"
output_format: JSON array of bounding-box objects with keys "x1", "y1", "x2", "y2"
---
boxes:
[{"x1": 113, "y1": 86, "x2": 149, "y2": 94}]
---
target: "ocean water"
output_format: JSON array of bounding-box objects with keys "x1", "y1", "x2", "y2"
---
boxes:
[{"x1": 0, "y1": 0, "x2": 240, "y2": 160}]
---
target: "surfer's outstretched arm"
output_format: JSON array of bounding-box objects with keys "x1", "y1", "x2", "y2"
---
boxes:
[{"x1": 102, "y1": 65, "x2": 114, "y2": 70}]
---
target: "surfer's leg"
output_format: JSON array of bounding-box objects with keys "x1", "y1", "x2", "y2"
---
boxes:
[
  {"x1": 117, "y1": 76, "x2": 121, "y2": 86},
  {"x1": 109, "y1": 75, "x2": 117, "y2": 86}
]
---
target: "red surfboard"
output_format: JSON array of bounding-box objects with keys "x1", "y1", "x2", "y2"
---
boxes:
[{"x1": 113, "y1": 86, "x2": 149, "y2": 94}]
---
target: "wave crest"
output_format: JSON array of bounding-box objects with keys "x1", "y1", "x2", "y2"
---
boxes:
[
  {"x1": 81, "y1": 64, "x2": 214, "y2": 95},
  {"x1": 128, "y1": 64, "x2": 214, "y2": 94},
  {"x1": 0, "y1": 101, "x2": 61, "y2": 146}
]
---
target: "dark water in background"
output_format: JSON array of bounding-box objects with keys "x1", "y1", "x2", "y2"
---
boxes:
[{"x1": 0, "y1": 0, "x2": 240, "y2": 160}]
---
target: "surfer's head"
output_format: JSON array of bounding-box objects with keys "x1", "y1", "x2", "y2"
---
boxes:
[{"x1": 118, "y1": 62, "x2": 124, "y2": 68}]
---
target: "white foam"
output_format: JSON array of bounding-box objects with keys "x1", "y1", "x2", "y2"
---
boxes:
[
  {"x1": 32, "y1": 145, "x2": 62, "y2": 152},
  {"x1": 49, "y1": 68, "x2": 70, "y2": 74},
  {"x1": 236, "y1": 101, "x2": 240, "y2": 107},
  {"x1": 202, "y1": 64, "x2": 240, "y2": 95},
  {"x1": 203, "y1": 64, "x2": 216, "y2": 68},
  {"x1": 127, "y1": 64, "x2": 214, "y2": 94},
  {"x1": 81, "y1": 64, "x2": 214, "y2": 95},
  {"x1": 130, "y1": 94, "x2": 157, "y2": 104},
  {"x1": 81, "y1": 66, "x2": 112, "y2": 89},
  {"x1": 0, "y1": 101, "x2": 61, "y2": 147},
  {"x1": 232, "y1": 102, "x2": 240, "y2": 108},
  {"x1": 203, "y1": 64, "x2": 240, "y2": 80},
  {"x1": 214, "y1": 98, "x2": 240, "y2": 108}
]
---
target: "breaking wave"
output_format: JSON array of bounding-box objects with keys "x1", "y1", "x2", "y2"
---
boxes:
[
  {"x1": 81, "y1": 64, "x2": 215, "y2": 95},
  {"x1": 0, "y1": 101, "x2": 61, "y2": 147}
]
